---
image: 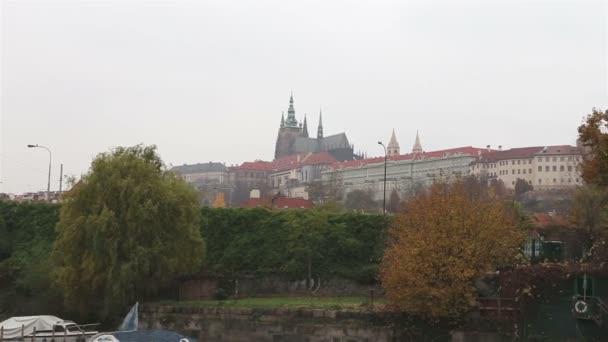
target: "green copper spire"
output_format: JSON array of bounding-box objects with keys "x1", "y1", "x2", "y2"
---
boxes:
[
  {"x1": 285, "y1": 93, "x2": 298, "y2": 127},
  {"x1": 280, "y1": 112, "x2": 285, "y2": 128}
]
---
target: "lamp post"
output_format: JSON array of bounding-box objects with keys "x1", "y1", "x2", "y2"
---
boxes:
[
  {"x1": 377, "y1": 141, "x2": 387, "y2": 215},
  {"x1": 27, "y1": 144, "x2": 51, "y2": 202}
]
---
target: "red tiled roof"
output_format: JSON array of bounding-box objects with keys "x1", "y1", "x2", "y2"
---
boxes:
[
  {"x1": 477, "y1": 145, "x2": 578, "y2": 163},
  {"x1": 477, "y1": 146, "x2": 545, "y2": 163},
  {"x1": 533, "y1": 145, "x2": 579, "y2": 156},
  {"x1": 240, "y1": 197, "x2": 314, "y2": 209},
  {"x1": 270, "y1": 152, "x2": 337, "y2": 171},
  {"x1": 532, "y1": 213, "x2": 570, "y2": 227},
  {"x1": 329, "y1": 146, "x2": 489, "y2": 169},
  {"x1": 237, "y1": 161, "x2": 274, "y2": 171},
  {"x1": 235, "y1": 152, "x2": 337, "y2": 173}
]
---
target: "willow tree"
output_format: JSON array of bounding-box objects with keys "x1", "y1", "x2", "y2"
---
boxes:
[
  {"x1": 53, "y1": 145, "x2": 205, "y2": 319},
  {"x1": 381, "y1": 182, "x2": 524, "y2": 318}
]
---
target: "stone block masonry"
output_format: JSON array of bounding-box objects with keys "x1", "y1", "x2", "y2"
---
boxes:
[{"x1": 140, "y1": 305, "x2": 395, "y2": 342}]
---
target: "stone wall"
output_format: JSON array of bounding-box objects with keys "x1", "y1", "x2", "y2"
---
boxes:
[
  {"x1": 140, "y1": 305, "x2": 395, "y2": 342},
  {"x1": 179, "y1": 276, "x2": 381, "y2": 301},
  {"x1": 140, "y1": 305, "x2": 510, "y2": 342}
]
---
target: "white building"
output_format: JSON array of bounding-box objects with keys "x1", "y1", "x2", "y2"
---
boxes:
[
  {"x1": 322, "y1": 131, "x2": 488, "y2": 201},
  {"x1": 470, "y1": 145, "x2": 582, "y2": 189}
]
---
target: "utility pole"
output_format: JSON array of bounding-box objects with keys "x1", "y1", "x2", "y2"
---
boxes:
[
  {"x1": 27, "y1": 144, "x2": 52, "y2": 202},
  {"x1": 58, "y1": 163, "x2": 63, "y2": 197}
]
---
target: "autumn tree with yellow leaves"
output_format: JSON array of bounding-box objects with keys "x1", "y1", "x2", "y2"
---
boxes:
[{"x1": 380, "y1": 181, "x2": 525, "y2": 318}]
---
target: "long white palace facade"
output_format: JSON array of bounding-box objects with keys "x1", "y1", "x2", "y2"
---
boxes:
[{"x1": 322, "y1": 130, "x2": 582, "y2": 202}]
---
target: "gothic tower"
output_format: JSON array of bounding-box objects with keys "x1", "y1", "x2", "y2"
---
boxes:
[
  {"x1": 412, "y1": 130, "x2": 423, "y2": 153},
  {"x1": 275, "y1": 94, "x2": 304, "y2": 159},
  {"x1": 387, "y1": 129, "x2": 400, "y2": 156},
  {"x1": 317, "y1": 109, "x2": 324, "y2": 139},
  {"x1": 302, "y1": 115, "x2": 309, "y2": 138}
]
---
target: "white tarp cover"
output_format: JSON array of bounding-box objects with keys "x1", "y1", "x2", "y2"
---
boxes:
[{"x1": 0, "y1": 316, "x2": 62, "y2": 339}]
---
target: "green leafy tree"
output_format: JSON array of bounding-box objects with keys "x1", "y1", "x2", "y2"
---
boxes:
[
  {"x1": 0, "y1": 202, "x2": 61, "y2": 316},
  {"x1": 514, "y1": 178, "x2": 534, "y2": 199},
  {"x1": 572, "y1": 185, "x2": 608, "y2": 257},
  {"x1": 344, "y1": 189, "x2": 378, "y2": 213},
  {"x1": 387, "y1": 189, "x2": 401, "y2": 213},
  {"x1": 52, "y1": 145, "x2": 205, "y2": 319}
]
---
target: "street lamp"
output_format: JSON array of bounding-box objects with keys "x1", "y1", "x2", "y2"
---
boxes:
[
  {"x1": 27, "y1": 144, "x2": 51, "y2": 202},
  {"x1": 377, "y1": 141, "x2": 387, "y2": 215}
]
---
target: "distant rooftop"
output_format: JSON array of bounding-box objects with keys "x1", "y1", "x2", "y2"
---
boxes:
[
  {"x1": 171, "y1": 162, "x2": 226, "y2": 174},
  {"x1": 477, "y1": 145, "x2": 578, "y2": 163},
  {"x1": 329, "y1": 146, "x2": 489, "y2": 170}
]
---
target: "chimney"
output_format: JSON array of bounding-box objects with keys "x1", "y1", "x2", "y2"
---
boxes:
[
  {"x1": 498, "y1": 145, "x2": 502, "y2": 151},
  {"x1": 486, "y1": 145, "x2": 491, "y2": 152}
]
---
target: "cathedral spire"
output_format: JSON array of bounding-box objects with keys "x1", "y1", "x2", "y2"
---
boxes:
[
  {"x1": 317, "y1": 108, "x2": 324, "y2": 139},
  {"x1": 387, "y1": 129, "x2": 400, "y2": 156},
  {"x1": 285, "y1": 93, "x2": 298, "y2": 127},
  {"x1": 302, "y1": 114, "x2": 309, "y2": 137},
  {"x1": 280, "y1": 112, "x2": 285, "y2": 128},
  {"x1": 412, "y1": 130, "x2": 423, "y2": 153}
]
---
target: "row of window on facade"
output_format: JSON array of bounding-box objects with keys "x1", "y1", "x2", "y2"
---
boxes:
[
  {"x1": 537, "y1": 178, "x2": 580, "y2": 184},
  {"x1": 482, "y1": 156, "x2": 580, "y2": 169},
  {"x1": 539, "y1": 165, "x2": 574, "y2": 172},
  {"x1": 497, "y1": 165, "x2": 575, "y2": 176},
  {"x1": 537, "y1": 156, "x2": 579, "y2": 162},
  {"x1": 508, "y1": 178, "x2": 580, "y2": 186}
]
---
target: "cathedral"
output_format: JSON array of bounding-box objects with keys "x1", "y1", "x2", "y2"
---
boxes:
[{"x1": 274, "y1": 94, "x2": 360, "y2": 161}]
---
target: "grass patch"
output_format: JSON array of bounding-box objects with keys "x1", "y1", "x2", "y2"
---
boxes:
[{"x1": 158, "y1": 296, "x2": 385, "y2": 310}]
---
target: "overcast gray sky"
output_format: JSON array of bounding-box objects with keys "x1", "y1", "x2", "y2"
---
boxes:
[{"x1": 1, "y1": 0, "x2": 607, "y2": 194}]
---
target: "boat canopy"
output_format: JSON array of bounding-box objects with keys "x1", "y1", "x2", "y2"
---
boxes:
[{"x1": 0, "y1": 316, "x2": 63, "y2": 339}]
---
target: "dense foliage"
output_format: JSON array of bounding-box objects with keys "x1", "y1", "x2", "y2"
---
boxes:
[
  {"x1": 0, "y1": 201, "x2": 62, "y2": 317},
  {"x1": 575, "y1": 109, "x2": 608, "y2": 262},
  {"x1": 578, "y1": 108, "x2": 608, "y2": 187},
  {"x1": 52, "y1": 145, "x2": 205, "y2": 319},
  {"x1": 380, "y1": 182, "x2": 525, "y2": 318},
  {"x1": 200, "y1": 207, "x2": 388, "y2": 283}
]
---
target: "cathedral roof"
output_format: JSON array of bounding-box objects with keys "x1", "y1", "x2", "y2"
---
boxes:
[
  {"x1": 321, "y1": 133, "x2": 350, "y2": 151},
  {"x1": 291, "y1": 133, "x2": 351, "y2": 154}
]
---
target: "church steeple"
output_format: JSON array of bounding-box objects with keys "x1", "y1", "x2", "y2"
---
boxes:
[
  {"x1": 317, "y1": 109, "x2": 324, "y2": 139},
  {"x1": 285, "y1": 92, "x2": 298, "y2": 128},
  {"x1": 280, "y1": 112, "x2": 285, "y2": 128},
  {"x1": 412, "y1": 130, "x2": 423, "y2": 153},
  {"x1": 302, "y1": 114, "x2": 309, "y2": 137},
  {"x1": 387, "y1": 129, "x2": 400, "y2": 156}
]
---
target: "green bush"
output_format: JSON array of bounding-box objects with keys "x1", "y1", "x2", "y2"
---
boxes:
[
  {"x1": 200, "y1": 207, "x2": 389, "y2": 282},
  {"x1": 0, "y1": 201, "x2": 63, "y2": 316}
]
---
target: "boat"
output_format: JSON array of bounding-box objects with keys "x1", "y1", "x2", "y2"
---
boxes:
[
  {"x1": 89, "y1": 303, "x2": 196, "y2": 342},
  {"x1": 0, "y1": 316, "x2": 99, "y2": 342}
]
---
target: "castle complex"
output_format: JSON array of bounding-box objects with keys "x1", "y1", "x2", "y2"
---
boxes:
[
  {"x1": 168, "y1": 94, "x2": 582, "y2": 207},
  {"x1": 274, "y1": 94, "x2": 360, "y2": 161}
]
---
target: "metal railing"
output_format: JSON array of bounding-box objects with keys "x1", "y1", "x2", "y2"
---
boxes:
[
  {"x1": 0, "y1": 323, "x2": 99, "y2": 342},
  {"x1": 477, "y1": 297, "x2": 521, "y2": 321}
]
